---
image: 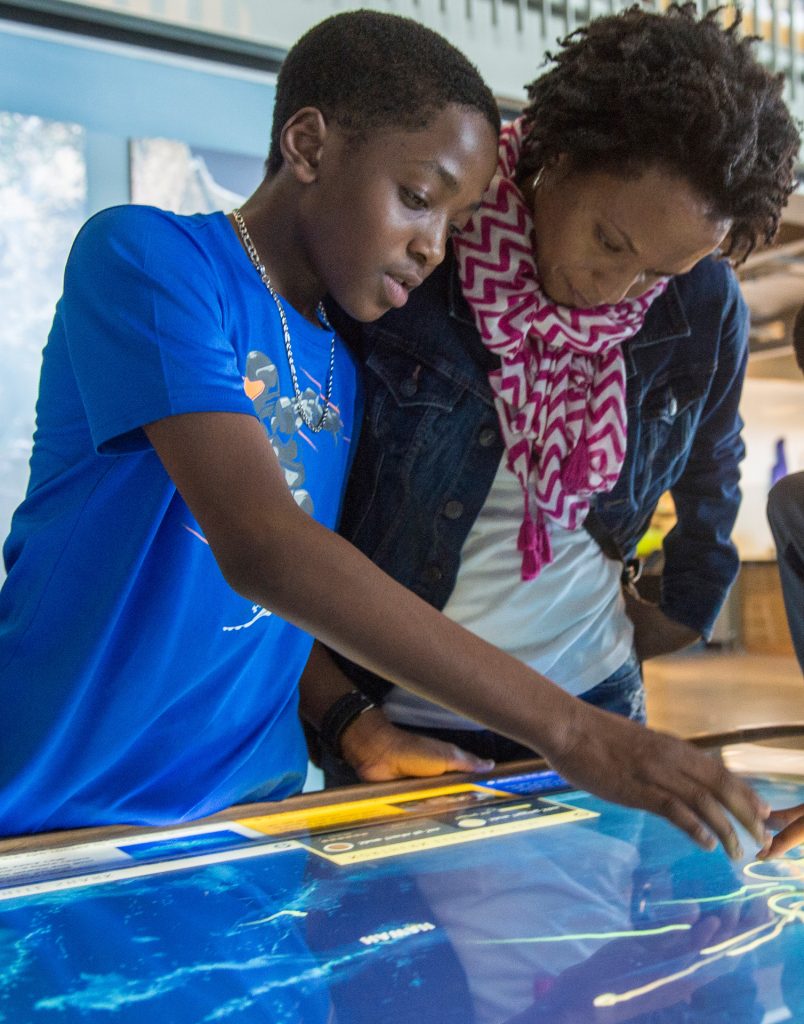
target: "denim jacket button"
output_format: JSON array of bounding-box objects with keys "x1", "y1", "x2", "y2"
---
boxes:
[
  {"x1": 443, "y1": 500, "x2": 464, "y2": 520},
  {"x1": 478, "y1": 427, "x2": 498, "y2": 447},
  {"x1": 668, "y1": 395, "x2": 678, "y2": 417},
  {"x1": 399, "y1": 378, "x2": 418, "y2": 398},
  {"x1": 422, "y1": 564, "x2": 443, "y2": 583}
]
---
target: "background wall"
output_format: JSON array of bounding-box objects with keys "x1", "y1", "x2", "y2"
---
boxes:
[
  {"x1": 40, "y1": 0, "x2": 804, "y2": 114},
  {"x1": 33, "y1": 0, "x2": 586, "y2": 103},
  {"x1": 0, "y1": 18, "x2": 275, "y2": 577}
]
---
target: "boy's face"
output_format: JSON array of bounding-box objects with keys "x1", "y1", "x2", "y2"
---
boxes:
[{"x1": 303, "y1": 104, "x2": 498, "y2": 321}]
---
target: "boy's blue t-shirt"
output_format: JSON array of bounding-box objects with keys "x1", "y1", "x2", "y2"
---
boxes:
[{"x1": 0, "y1": 206, "x2": 361, "y2": 835}]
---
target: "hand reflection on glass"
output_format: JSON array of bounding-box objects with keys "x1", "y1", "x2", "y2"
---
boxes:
[{"x1": 410, "y1": 820, "x2": 786, "y2": 1024}]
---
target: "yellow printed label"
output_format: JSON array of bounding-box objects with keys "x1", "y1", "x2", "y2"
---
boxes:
[{"x1": 237, "y1": 783, "x2": 508, "y2": 837}]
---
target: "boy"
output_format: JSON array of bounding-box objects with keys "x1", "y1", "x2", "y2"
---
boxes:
[{"x1": 0, "y1": 12, "x2": 765, "y2": 858}]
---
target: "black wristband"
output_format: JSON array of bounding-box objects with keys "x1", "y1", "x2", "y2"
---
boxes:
[{"x1": 319, "y1": 690, "x2": 377, "y2": 758}]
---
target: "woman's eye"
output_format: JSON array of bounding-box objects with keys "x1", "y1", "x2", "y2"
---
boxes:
[
  {"x1": 401, "y1": 187, "x2": 428, "y2": 210},
  {"x1": 597, "y1": 227, "x2": 622, "y2": 254}
]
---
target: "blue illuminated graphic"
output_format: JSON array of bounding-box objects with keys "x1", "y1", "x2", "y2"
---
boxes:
[
  {"x1": 118, "y1": 829, "x2": 248, "y2": 861},
  {"x1": 0, "y1": 770, "x2": 801, "y2": 1023}
]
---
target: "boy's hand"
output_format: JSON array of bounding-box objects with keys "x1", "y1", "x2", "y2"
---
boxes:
[
  {"x1": 541, "y1": 698, "x2": 770, "y2": 860},
  {"x1": 758, "y1": 804, "x2": 804, "y2": 858},
  {"x1": 340, "y1": 708, "x2": 494, "y2": 782}
]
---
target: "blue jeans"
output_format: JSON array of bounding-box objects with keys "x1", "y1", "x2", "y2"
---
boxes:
[{"x1": 321, "y1": 649, "x2": 645, "y2": 788}]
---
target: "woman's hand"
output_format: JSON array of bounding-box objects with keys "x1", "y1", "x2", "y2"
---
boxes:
[
  {"x1": 758, "y1": 803, "x2": 804, "y2": 858},
  {"x1": 623, "y1": 590, "x2": 700, "y2": 661},
  {"x1": 340, "y1": 708, "x2": 494, "y2": 782}
]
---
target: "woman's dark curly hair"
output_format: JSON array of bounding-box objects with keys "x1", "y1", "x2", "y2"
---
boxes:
[{"x1": 517, "y1": 3, "x2": 800, "y2": 261}]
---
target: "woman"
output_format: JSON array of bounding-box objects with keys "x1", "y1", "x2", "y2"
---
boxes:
[{"x1": 300, "y1": 6, "x2": 799, "y2": 806}]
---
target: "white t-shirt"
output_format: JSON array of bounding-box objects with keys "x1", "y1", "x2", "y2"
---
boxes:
[{"x1": 384, "y1": 456, "x2": 634, "y2": 729}]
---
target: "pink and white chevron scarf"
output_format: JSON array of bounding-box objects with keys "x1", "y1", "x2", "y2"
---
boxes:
[{"x1": 453, "y1": 119, "x2": 668, "y2": 580}]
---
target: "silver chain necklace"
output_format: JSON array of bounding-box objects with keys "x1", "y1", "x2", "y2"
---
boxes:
[{"x1": 232, "y1": 207, "x2": 336, "y2": 433}]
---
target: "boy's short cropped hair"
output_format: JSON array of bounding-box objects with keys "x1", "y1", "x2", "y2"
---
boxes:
[{"x1": 265, "y1": 10, "x2": 500, "y2": 176}]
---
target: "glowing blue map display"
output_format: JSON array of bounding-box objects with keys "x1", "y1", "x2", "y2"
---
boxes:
[{"x1": 0, "y1": 756, "x2": 802, "y2": 1023}]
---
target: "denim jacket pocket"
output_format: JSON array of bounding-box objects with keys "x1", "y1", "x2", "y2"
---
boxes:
[
  {"x1": 364, "y1": 346, "x2": 467, "y2": 454},
  {"x1": 629, "y1": 368, "x2": 711, "y2": 504}
]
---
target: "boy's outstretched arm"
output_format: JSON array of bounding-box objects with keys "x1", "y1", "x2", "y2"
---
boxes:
[{"x1": 143, "y1": 410, "x2": 769, "y2": 858}]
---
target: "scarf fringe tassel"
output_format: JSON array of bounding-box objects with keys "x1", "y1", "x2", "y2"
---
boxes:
[{"x1": 518, "y1": 514, "x2": 551, "y2": 581}]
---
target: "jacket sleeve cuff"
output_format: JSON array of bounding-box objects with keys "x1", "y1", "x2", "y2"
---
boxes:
[{"x1": 659, "y1": 579, "x2": 733, "y2": 642}]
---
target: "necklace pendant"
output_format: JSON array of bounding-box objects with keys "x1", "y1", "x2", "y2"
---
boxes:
[{"x1": 233, "y1": 207, "x2": 336, "y2": 433}]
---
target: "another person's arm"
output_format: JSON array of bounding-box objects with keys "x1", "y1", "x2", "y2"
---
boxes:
[
  {"x1": 144, "y1": 410, "x2": 768, "y2": 858},
  {"x1": 760, "y1": 312, "x2": 804, "y2": 859},
  {"x1": 760, "y1": 805, "x2": 804, "y2": 858},
  {"x1": 767, "y1": 472, "x2": 804, "y2": 671}
]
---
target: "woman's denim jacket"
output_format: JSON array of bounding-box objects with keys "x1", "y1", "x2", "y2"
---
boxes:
[{"x1": 330, "y1": 251, "x2": 748, "y2": 702}]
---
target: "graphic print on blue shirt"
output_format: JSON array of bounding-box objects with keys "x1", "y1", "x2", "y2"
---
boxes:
[
  {"x1": 0, "y1": 207, "x2": 361, "y2": 835},
  {"x1": 222, "y1": 347, "x2": 348, "y2": 634}
]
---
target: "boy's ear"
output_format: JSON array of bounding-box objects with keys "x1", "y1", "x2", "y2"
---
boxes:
[{"x1": 280, "y1": 107, "x2": 328, "y2": 184}]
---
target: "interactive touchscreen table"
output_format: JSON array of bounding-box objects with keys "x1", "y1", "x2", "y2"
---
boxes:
[{"x1": 0, "y1": 726, "x2": 803, "y2": 1023}]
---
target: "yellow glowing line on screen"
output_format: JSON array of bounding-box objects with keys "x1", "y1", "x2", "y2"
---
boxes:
[
  {"x1": 744, "y1": 857, "x2": 804, "y2": 882},
  {"x1": 656, "y1": 880, "x2": 795, "y2": 907},
  {"x1": 593, "y1": 853, "x2": 804, "y2": 1009},
  {"x1": 594, "y1": 949, "x2": 727, "y2": 1008},
  {"x1": 470, "y1": 923, "x2": 692, "y2": 945}
]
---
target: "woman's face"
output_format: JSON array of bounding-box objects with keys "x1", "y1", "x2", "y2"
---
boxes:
[{"x1": 529, "y1": 161, "x2": 732, "y2": 308}]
